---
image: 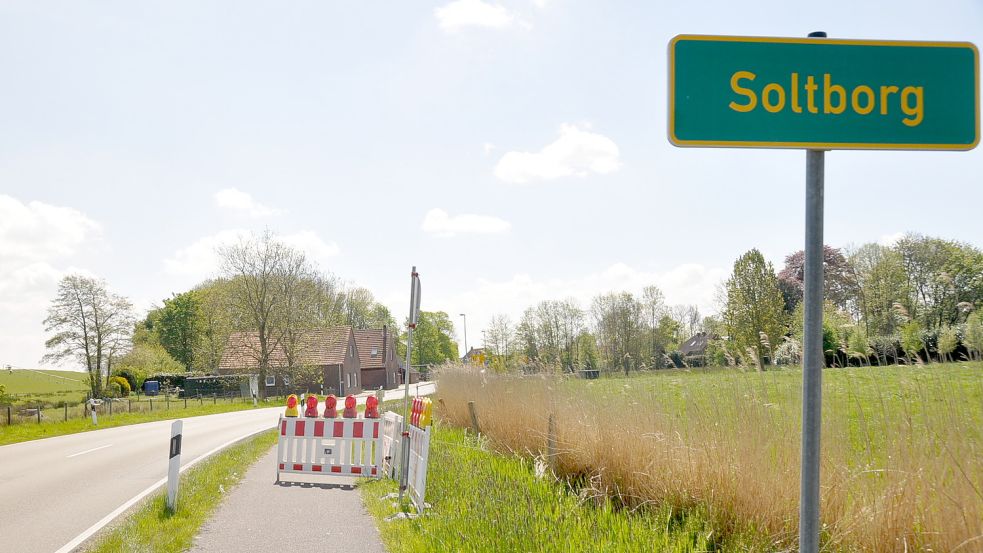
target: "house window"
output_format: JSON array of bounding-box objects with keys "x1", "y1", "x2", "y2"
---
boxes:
[
  {"x1": 347, "y1": 373, "x2": 352, "y2": 388},
  {"x1": 349, "y1": 344, "x2": 354, "y2": 358},
  {"x1": 371, "y1": 347, "x2": 378, "y2": 357},
  {"x1": 265, "y1": 376, "x2": 276, "y2": 387}
]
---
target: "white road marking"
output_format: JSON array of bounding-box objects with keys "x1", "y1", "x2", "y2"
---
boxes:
[
  {"x1": 53, "y1": 425, "x2": 274, "y2": 553},
  {"x1": 66, "y1": 444, "x2": 113, "y2": 458}
]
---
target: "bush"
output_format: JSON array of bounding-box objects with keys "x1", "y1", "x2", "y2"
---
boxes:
[
  {"x1": 109, "y1": 376, "x2": 131, "y2": 397},
  {"x1": 774, "y1": 337, "x2": 802, "y2": 365}
]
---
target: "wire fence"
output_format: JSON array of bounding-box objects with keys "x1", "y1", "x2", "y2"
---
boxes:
[{"x1": 1, "y1": 391, "x2": 250, "y2": 426}]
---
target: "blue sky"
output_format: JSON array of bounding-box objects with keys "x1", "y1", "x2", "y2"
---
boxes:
[{"x1": 2, "y1": 0, "x2": 981, "y2": 368}]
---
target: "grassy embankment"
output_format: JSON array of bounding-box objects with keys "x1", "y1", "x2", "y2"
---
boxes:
[
  {"x1": 86, "y1": 429, "x2": 278, "y2": 553},
  {"x1": 436, "y1": 363, "x2": 983, "y2": 552},
  {"x1": 0, "y1": 368, "x2": 90, "y2": 405},
  {"x1": 361, "y1": 424, "x2": 724, "y2": 552}
]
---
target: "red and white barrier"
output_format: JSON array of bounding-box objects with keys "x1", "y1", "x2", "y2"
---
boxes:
[
  {"x1": 275, "y1": 416, "x2": 384, "y2": 481},
  {"x1": 380, "y1": 411, "x2": 403, "y2": 479},
  {"x1": 405, "y1": 421, "x2": 431, "y2": 513}
]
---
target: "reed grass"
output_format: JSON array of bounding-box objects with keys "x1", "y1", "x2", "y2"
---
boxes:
[{"x1": 436, "y1": 363, "x2": 983, "y2": 552}]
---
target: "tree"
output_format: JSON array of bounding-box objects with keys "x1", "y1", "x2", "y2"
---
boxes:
[
  {"x1": 936, "y1": 325, "x2": 958, "y2": 363},
  {"x1": 777, "y1": 245, "x2": 859, "y2": 313},
  {"x1": 218, "y1": 231, "x2": 315, "y2": 398},
  {"x1": 642, "y1": 285, "x2": 666, "y2": 366},
  {"x1": 407, "y1": 311, "x2": 458, "y2": 367},
  {"x1": 193, "y1": 280, "x2": 234, "y2": 372},
  {"x1": 591, "y1": 292, "x2": 643, "y2": 375},
  {"x1": 115, "y1": 342, "x2": 184, "y2": 383},
  {"x1": 900, "y1": 321, "x2": 925, "y2": 364},
  {"x1": 486, "y1": 314, "x2": 515, "y2": 371},
  {"x1": 149, "y1": 291, "x2": 204, "y2": 370},
  {"x1": 723, "y1": 249, "x2": 787, "y2": 369},
  {"x1": 43, "y1": 275, "x2": 135, "y2": 397},
  {"x1": 963, "y1": 311, "x2": 983, "y2": 361}
]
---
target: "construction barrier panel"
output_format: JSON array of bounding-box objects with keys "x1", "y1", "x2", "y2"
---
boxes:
[
  {"x1": 406, "y1": 421, "x2": 432, "y2": 514},
  {"x1": 275, "y1": 416, "x2": 384, "y2": 481},
  {"x1": 381, "y1": 411, "x2": 403, "y2": 479}
]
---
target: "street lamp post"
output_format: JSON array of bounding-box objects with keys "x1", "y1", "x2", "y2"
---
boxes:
[{"x1": 459, "y1": 313, "x2": 468, "y2": 362}]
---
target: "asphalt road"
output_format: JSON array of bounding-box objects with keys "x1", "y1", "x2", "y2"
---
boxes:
[{"x1": 0, "y1": 382, "x2": 435, "y2": 553}]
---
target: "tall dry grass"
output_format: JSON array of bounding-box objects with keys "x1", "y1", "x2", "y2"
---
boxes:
[{"x1": 435, "y1": 364, "x2": 983, "y2": 552}]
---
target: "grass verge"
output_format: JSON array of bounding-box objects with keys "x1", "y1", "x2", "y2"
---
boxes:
[
  {"x1": 360, "y1": 424, "x2": 740, "y2": 553},
  {"x1": 437, "y1": 363, "x2": 983, "y2": 552},
  {"x1": 86, "y1": 428, "x2": 278, "y2": 553},
  {"x1": 0, "y1": 401, "x2": 269, "y2": 446}
]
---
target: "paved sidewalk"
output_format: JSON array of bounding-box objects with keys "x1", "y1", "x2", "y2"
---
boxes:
[{"x1": 190, "y1": 447, "x2": 387, "y2": 552}]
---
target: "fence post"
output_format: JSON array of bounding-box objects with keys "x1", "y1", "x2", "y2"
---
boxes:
[
  {"x1": 37, "y1": 403, "x2": 41, "y2": 424},
  {"x1": 109, "y1": 399, "x2": 112, "y2": 416},
  {"x1": 547, "y1": 413, "x2": 557, "y2": 471},
  {"x1": 184, "y1": 398, "x2": 187, "y2": 409},
  {"x1": 64, "y1": 403, "x2": 68, "y2": 422},
  {"x1": 213, "y1": 394, "x2": 216, "y2": 405},
  {"x1": 166, "y1": 395, "x2": 170, "y2": 410},
  {"x1": 467, "y1": 401, "x2": 481, "y2": 435},
  {"x1": 129, "y1": 399, "x2": 132, "y2": 413},
  {"x1": 7, "y1": 405, "x2": 11, "y2": 425},
  {"x1": 150, "y1": 398, "x2": 153, "y2": 412}
]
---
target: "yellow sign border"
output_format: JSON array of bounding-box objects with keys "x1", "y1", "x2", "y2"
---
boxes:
[{"x1": 667, "y1": 34, "x2": 980, "y2": 151}]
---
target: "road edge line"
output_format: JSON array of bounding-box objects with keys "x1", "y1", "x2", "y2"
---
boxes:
[{"x1": 53, "y1": 424, "x2": 274, "y2": 553}]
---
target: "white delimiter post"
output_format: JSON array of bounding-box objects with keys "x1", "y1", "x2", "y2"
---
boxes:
[{"x1": 166, "y1": 420, "x2": 183, "y2": 512}]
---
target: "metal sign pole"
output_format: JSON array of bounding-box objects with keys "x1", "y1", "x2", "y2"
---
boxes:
[
  {"x1": 166, "y1": 419, "x2": 183, "y2": 512},
  {"x1": 399, "y1": 267, "x2": 420, "y2": 505},
  {"x1": 799, "y1": 31, "x2": 826, "y2": 548}
]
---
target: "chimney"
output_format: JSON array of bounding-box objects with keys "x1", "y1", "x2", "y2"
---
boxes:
[{"x1": 382, "y1": 325, "x2": 388, "y2": 361}]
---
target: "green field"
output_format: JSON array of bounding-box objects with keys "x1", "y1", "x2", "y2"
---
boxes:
[
  {"x1": 437, "y1": 362, "x2": 983, "y2": 552},
  {"x1": 0, "y1": 368, "x2": 90, "y2": 405}
]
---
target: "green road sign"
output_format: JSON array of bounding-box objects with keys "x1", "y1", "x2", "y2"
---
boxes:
[{"x1": 669, "y1": 35, "x2": 979, "y2": 150}]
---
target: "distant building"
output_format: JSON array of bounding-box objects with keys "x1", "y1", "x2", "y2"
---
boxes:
[
  {"x1": 462, "y1": 347, "x2": 489, "y2": 365},
  {"x1": 353, "y1": 326, "x2": 400, "y2": 390},
  {"x1": 679, "y1": 332, "x2": 712, "y2": 366},
  {"x1": 218, "y1": 327, "x2": 362, "y2": 396}
]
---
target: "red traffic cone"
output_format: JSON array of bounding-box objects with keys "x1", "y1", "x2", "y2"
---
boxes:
[
  {"x1": 284, "y1": 394, "x2": 299, "y2": 418},
  {"x1": 323, "y1": 395, "x2": 337, "y2": 418},
  {"x1": 343, "y1": 395, "x2": 357, "y2": 418},
  {"x1": 304, "y1": 394, "x2": 319, "y2": 418},
  {"x1": 365, "y1": 396, "x2": 380, "y2": 418}
]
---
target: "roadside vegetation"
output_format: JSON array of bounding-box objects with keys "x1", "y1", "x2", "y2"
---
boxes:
[
  {"x1": 0, "y1": 398, "x2": 267, "y2": 446},
  {"x1": 86, "y1": 429, "x2": 277, "y2": 553},
  {"x1": 436, "y1": 362, "x2": 983, "y2": 552},
  {"x1": 362, "y1": 424, "x2": 738, "y2": 552}
]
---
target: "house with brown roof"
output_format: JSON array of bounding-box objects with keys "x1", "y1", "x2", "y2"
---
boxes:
[
  {"x1": 218, "y1": 327, "x2": 363, "y2": 396},
  {"x1": 353, "y1": 326, "x2": 400, "y2": 390}
]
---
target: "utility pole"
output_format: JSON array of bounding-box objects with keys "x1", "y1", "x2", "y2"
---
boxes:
[{"x1": 459, "y1": 313, "x2": 468, "y2": 361}]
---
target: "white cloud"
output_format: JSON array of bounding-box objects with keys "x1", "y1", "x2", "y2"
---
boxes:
[
  {"x1": 482, "y1": 142, "x2": 496, "y2": 156},
  {"x1": 0, "y1": 195, "x2": 101, "y2": 263},
  {"x1": 435, "y1": 0, "x2": 517, "y2": 32},
  {"x1": 421, "y1": 208, "x2": 512, "y2": 237},
  {"x1": 494, "y1": 124, "x2": 621, "y2": 184},
  {"x1": 0, "y1": 195, "x2": 102, "y2": 368},
  {"x1": 213, "y1": 188, "x2": 284, "y2": 218},
  {"x1": 164, "y1": 229, "x2": 341, "y2": 280}
]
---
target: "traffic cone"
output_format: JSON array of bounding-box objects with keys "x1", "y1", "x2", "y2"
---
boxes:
[
  {"x1": 419, "y1": 397, "x2": 433, "y2": 427},
  {"x1": 304, "y1": 394, "x2": 319, "y2": 418},
  {"x1": 365, "y1": 396, "x2": 380, "y2": 418},
  {"x1": 284, "y1": 394, "x2": 299, "y2": 418},
  {"x1": 343, "y1": 395, "x2": 357, "y2": 418},
  {"x1": 323, "y1": 395, "x2": 337, "y2": 418}
]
